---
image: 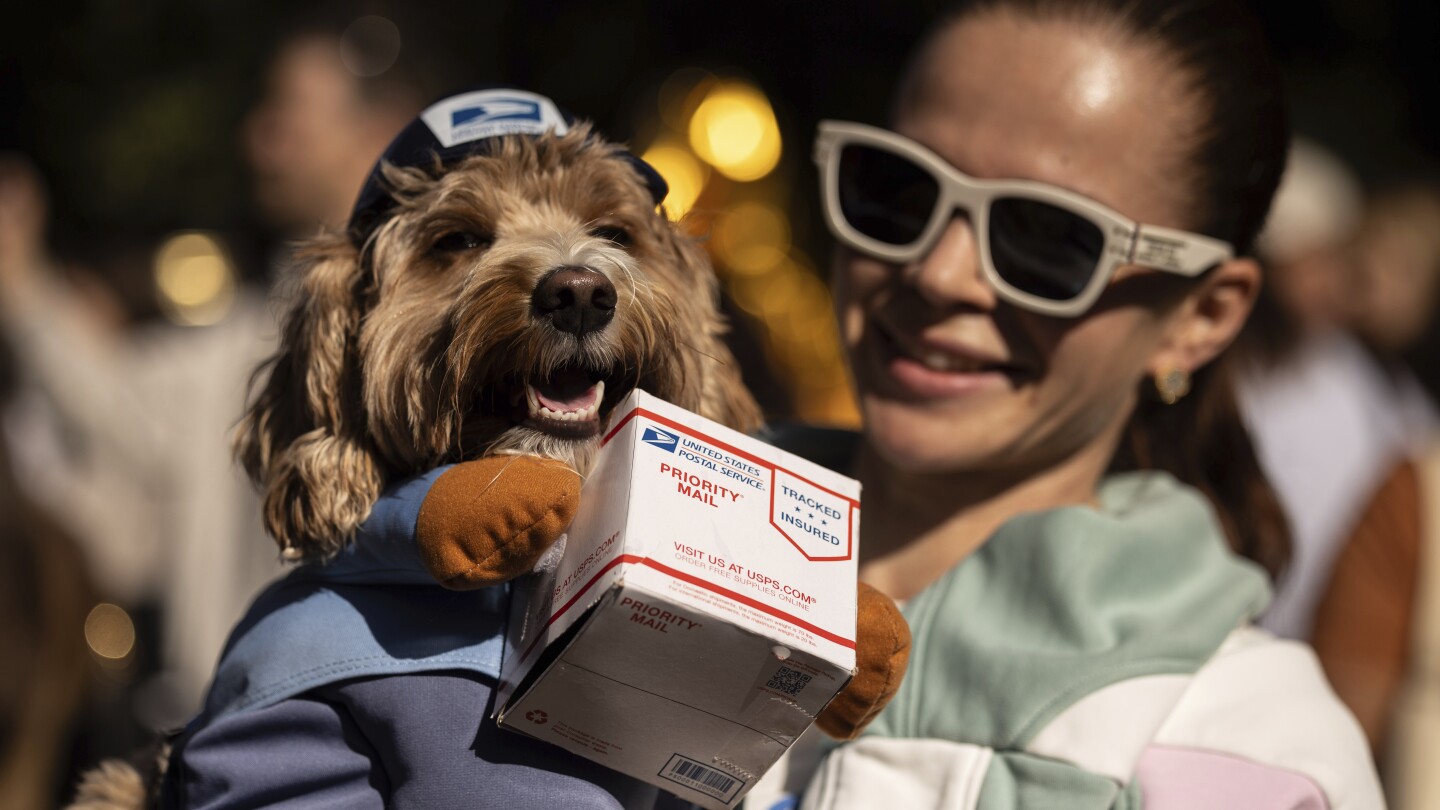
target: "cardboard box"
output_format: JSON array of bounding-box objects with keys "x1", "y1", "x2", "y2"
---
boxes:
[{"x1": 496, "y1": 389, "x2": 860, "y2": 808}]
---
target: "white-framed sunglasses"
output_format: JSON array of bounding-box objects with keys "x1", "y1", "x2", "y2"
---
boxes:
[{"x1": 814, "y1": 120, "x2": 1234, "y2": 317}]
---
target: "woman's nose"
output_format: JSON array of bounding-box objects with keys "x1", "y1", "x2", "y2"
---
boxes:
[{"x1": 907, "y1": 217, "x2": 996, "y2": 310}]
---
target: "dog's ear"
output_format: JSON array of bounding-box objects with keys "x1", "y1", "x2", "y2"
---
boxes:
[
  {"x1": 234, "y1": 234, "x2": 383, "y2": 561},
  {"x1": 664, "y1": 226, "x2": 765, "y2": 435}
]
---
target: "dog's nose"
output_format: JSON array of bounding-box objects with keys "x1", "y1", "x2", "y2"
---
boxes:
[{"x1": 532, "y1": 266, "x2": 617, "y2": 337}]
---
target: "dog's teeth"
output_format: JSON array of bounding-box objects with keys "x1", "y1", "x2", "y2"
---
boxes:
[
  {"x1": 575, "y1": 381, "x2": 604, "y2": 421},
  {"x1": 529, "y1": 380, "x2": 604, "y2": 424}
]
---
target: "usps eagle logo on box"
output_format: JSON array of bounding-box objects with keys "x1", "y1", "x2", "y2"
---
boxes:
[{"x1": 641, "y1": 426, "x2": 679, "y2": 453}]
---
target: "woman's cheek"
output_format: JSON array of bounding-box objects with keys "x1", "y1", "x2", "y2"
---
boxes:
[
  {"x1": 832, "y1": 254, "x2": 890, "y2": 348},
  {"x1": 1034, "y1": 307, "x2": 1160, "y2": 422}
]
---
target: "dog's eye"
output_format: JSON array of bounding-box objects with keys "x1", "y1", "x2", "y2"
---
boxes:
[
  {"x1": 432, "y1": 231, "x2": 493, "y2": 253},
  {"x1": 590, "y1": 225, "x2": 633, "y2": 248}
]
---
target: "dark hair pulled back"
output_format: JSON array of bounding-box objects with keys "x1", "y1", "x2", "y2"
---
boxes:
[{"x1": 917, "y1": 0, "x2": 1292, "y2": 578}]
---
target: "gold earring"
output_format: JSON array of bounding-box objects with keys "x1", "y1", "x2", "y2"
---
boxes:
[{"x1": 1155, "y1": 367, "x2": 1192, "y2": 405}]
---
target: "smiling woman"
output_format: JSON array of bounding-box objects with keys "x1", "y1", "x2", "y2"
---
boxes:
[
  {"x1": 831, "y1": 5, "x2": 1286, "y2": 587},
  {"x1": 774, "y1": 0, "x2": 1389, "y2": 807}
]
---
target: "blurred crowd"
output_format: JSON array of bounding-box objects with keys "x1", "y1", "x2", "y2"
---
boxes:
[
  {"x1": 0, "y1": 18, "x2": 433, "y2": 805},
  {"x1": 2, "y1": 5, "x2": 1440, "y2": 809}
]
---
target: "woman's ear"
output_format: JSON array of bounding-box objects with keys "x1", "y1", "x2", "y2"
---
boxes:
[
  {"x1": 233, "y1": 233, "x2": 384, "y2": 562},
  {"x1": 1147, "y1": 257, "x2": 1262, "y2": 377}
]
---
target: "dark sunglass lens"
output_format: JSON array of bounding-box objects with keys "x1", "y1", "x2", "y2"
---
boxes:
[
  {"x1": 988, "y1": 198, "x2": 1105, "y2": 301},
  {"x1": 836, "y1": 144, "x2": 940, "y2": 246}
]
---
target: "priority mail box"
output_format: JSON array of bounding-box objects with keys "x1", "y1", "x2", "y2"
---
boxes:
[{"x1": 496, "y1": 389, "x2": 860, "y2": 809}]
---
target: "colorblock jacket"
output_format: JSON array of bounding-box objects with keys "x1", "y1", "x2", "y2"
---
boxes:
[{"x1": 798, "y1": 472, "x2": 1386, "y2": 810}]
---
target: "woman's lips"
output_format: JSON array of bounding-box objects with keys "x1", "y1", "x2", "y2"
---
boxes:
[{"x1": 868, "y1": 323, "x2": 1025, "y2": 399}]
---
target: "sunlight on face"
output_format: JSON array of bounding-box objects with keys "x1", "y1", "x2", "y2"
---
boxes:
[
  {"x1": 1072, "y1": 49, "x2": 1123, "y2": 114},
  {"x1": 836, "y1": 11, "x2": 1201, "y2": 475}
]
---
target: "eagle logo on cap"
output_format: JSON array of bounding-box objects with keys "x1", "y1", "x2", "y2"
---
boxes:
[{"x1": 451, "y1": 99, "x2": 542, "y2": 128}]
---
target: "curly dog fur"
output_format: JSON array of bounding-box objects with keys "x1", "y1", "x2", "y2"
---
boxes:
[
  {"x1": 69, "y1": 124, "x2": 761, "y2": 808},
  {"x1": 237, "y1": 124, "x2": 760, "y2": 562}
]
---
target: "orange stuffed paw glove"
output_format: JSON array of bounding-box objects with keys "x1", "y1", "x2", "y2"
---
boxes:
[
  {"x1": 415, "y1": 455, "x2": 581, "y2": 590},
  {"x1": 815, "y1": 582, "x2": 911, "y2": 739}
]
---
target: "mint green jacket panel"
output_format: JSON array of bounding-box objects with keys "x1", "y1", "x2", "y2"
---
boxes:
[{"x1": 869, "y1": 472, "x2": 1272, "y2": 750}]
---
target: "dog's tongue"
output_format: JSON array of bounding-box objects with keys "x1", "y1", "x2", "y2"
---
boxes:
[{"x1": 533, "y1": 368, "x2": 600, "y2": 413}]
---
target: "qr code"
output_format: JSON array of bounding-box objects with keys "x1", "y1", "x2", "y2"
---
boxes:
[{"x1": 766, "y1": 665, "x2": 812, "y2": 697}]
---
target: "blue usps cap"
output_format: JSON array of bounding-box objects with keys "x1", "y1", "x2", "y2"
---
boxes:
[{"x1": 347, "y1": 87, "x2": 668, "y2": 246}]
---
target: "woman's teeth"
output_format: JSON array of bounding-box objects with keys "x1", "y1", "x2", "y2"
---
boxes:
[{"x1": 919, "y1": 350, "x2": 985, "y2": 373}]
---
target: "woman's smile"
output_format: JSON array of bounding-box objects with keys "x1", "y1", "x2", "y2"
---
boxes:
[{"x1": 867, "y1": 317, "x2": 1029, "y2": 400}]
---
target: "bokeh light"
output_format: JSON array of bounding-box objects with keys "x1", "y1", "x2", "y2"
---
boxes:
[
  {"x1": 650, "y1": 69, "x2": 852, "y2": 423},
  {"x1": 340, "y1": 16, "x2": 402, "y2": 77},
  {"x1": 658, "y1": 68, "x2": 716, "y2": 132},
  {"x1": 714, "y1": 201, "x2": 791, "y2": 276},
  {"x1": 154, "y1": 231, "x2": 237, "y2": 326},
  {"x1": 714, "y1": 239, "x2": 860, "y2": 427},
  {"x1": 84, "y1": 602, "x2": 136, "y2": 664},
  {"x1": 640, "y1": 141, "x2": 709, "y2": 220},
  {"x1": 687, "y1": 81, "x2": 782, "y2": 182}
]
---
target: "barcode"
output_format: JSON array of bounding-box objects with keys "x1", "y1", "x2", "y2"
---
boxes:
[
  {"x1": 766, "y1": 665, "x2": 812, "y2": 697},
  {"x1": 659, "y1": 754, "x2": 743, "y2": 801}
]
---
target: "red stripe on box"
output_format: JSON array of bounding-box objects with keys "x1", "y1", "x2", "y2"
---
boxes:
[
  {"x1": 603, "y1": 406, "x2": 859, "y2": 507},
  {"x1": 521, "y1": 551, "x2": 857, "y2": 668},
  {"x1": 638, "y1": 558, "x2": 856, "y2": 650},
  {"x1": 518, "y1": 553, "x2": 646, "y2": 665}
]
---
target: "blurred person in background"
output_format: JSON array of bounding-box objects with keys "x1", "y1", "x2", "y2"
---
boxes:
[
  {"x1": 1257, "y1": 140, "x2": 1366, "y2": 334},
  {"x1": 245, "y1": 14, "x2": 428, "y2": 238},
  {"x1": 0, "y1": 323, "x2": 122, "y2": 809},
  {"x1": 1235, "y1": 139, "x2": 1438, "y2": 642},
  {"x1": 0, "y1": 146, "x2": 281, "y2": 736},
  {"x1": 1308, "y1": 181, "x2": 1440, "y2": 809},
  {"x1": 0, "y1": 10, "x2": 432, "y2": 734},
  {"x1": 1348, "y1": 185, "x2": 1440, "y2": 361}
]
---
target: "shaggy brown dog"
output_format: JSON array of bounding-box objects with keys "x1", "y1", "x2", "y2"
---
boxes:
[
  {"x1": 69, "y1": 125, "x2": 765, "y2": 810},
  {"x1": 237, "y1": 124, "x2": 761, "y2": 563},
  {"x1": 71, "y1": 116, "x2": 905, "y2": 808}
]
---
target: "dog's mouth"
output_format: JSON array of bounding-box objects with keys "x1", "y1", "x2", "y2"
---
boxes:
[{"x1": 521, "y1": 363, "x2": 636, "y2": 440}]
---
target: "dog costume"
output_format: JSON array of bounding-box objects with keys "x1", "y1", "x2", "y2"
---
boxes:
[{"x1": 127, "y1": 90, "x2": 907, "y2": 809}]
